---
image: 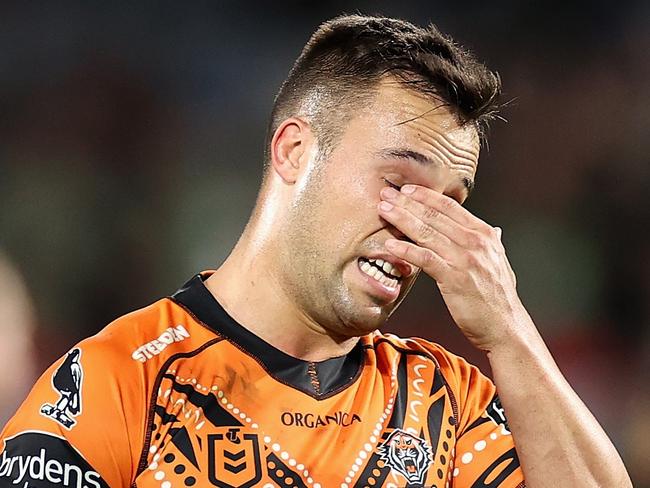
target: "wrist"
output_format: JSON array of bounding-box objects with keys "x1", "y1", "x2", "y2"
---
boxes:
[{"x1": 485, "y1": 304, "x2": 543, "y2": 359}]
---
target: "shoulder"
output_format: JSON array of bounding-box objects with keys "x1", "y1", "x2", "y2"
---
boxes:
[
  {"x1": 0, "y1": 297, "x2": 223, "y2": 487},
  {"x1": 370, "y1": 330, "x2": 475, "y2": 373},
  {"x1": 369, "y1": 331, "x2": 495, "y2": 403},
  {"x1": 81, "y1": 296, "x2": 220, "y2": 373}
]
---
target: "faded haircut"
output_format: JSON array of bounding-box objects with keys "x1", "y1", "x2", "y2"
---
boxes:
[{"x1": 263, "y1": 14, "x2": 501, "y2": 170}]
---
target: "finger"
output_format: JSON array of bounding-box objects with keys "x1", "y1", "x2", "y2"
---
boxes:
[
  {"x1": 378, "y1": 200, "x2": 457, "y2": 260},
  {"x1": 385, "y1": 238, "x2": 449, "y2": 280},
  {"x1": 381, "y1": 186, "x2": 476, "y2": 248},
  {"x1": 401, "y1": 184, "x2": 489, "y2": 231}
]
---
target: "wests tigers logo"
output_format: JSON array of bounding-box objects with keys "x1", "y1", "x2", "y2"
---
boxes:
[{"x1": 378, "y1": 429, "x2": 432, "y2": 484}]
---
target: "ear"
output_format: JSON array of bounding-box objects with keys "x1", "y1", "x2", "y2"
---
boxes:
[{"x1": 270, "y1": 117, "x2": 314, "y2": 184}]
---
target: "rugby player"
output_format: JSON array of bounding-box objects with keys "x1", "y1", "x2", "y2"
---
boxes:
[{"x1": 0, "y1": 14, "x2": 631, "y2": 488}]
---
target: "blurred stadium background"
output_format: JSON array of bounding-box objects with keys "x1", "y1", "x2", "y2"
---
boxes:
[{"x1": 0, "y1": 1, "x2": 648, "y2": 484}]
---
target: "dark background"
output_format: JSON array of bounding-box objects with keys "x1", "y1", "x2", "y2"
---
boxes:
[{"x1": 1, "y1": 1, "x2": 648, "y2": 484}]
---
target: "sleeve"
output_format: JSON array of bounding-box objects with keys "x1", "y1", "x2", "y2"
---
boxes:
[
  {"x1": 417, "y1": 340, "x2": 525, "y2": 488},
  {"x1": 0, "y1": 327, "x2": 149, "y2": 488}
]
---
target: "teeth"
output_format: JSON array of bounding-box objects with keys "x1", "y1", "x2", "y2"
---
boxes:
[
  {"x1": 379, "y1": 274, "x2": 398, "y2": 289},
  {"x1": 360, "y1": 257, "x2": 402, "y2": 278},
  {"x1": 359, "y1": 258, "x2": 399, "y2": 289}
]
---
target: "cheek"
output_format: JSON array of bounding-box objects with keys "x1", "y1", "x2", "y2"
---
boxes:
[
  {"x1": 315, "y1": 156, "x2": 384, "y2": 248},
  {"x1": 331, "y1": 188, "x2": 383, "y2": 254}
]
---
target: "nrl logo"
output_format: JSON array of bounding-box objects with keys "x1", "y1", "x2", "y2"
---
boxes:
[
  {"x1": 208, "y1": 428, "x2": 262, "y2": 488},
  {"x1": 40, "y1": 348, "x2": 83, "y2": 429},
  {"x1": 378, "y1": 429, "x2": 432, "y2": 485}
]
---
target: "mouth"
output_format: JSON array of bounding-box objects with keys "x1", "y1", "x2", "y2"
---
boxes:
[
  {"x1": 404, "y1": 458, "x2": 416, "y2": 474},
  {"x1": 357, "y1": 256, "x2": 403, "y2": 290}
]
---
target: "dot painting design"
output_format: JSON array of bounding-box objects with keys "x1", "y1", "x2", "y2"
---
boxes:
[
  {"x1": 150, "y1": 370, "x2": 329, "y2": 488},
  {"x1": 452, "y1": 423, "x2": 509, "y2": 479},
  {"x1": 155, "y1": 357, "x2": 441, "y2": 487},
  {"x1": 340, "y1": 352, "x2": 400, "y2": 487}
]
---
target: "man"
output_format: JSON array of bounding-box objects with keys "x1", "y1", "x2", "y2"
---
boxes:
[{"x1": 0, "y1": 14, "x2": 631, "y2": 488}]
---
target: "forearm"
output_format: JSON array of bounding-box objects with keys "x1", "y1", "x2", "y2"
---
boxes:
[
  {"x1": 487, "y1": 309, "x2": 632, "y2": 487},
  {"x1": 377, "y1": 184, "x2": 632, "y2": 485}
]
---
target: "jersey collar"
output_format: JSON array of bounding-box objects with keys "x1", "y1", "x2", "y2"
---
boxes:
[{"x1": 170, "y1": 273, "x2": 366, "y2": 399}]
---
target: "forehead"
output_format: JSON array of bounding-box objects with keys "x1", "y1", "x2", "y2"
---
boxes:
[{"x1": 351, "y1": 80, "x2": 480, "y2": 175}]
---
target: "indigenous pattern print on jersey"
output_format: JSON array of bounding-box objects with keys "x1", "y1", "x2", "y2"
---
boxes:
[{"x1": 0, "y1": 272, "x2": 525, "y2": 488}]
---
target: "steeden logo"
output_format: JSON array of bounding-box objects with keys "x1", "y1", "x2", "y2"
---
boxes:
[{"x1": 131, "y1": 324, "x2": 190, "y2": 362}]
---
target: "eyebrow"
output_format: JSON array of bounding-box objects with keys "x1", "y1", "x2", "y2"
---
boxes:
[{"x1": 378, "y1": 148, "x2": 475, "y2": 196}]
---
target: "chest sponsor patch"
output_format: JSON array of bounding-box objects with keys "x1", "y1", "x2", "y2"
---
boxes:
[
  {"x1": 0, "y1": 431, "x2": 108, "y2": 488},
  {"x1": 280, "y1": 411, "x2": 362, "y2": 428}
]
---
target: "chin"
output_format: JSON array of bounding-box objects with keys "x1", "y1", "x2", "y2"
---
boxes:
[{"x1": 331, "y1": 292, "x2": 393, "y2": 336}]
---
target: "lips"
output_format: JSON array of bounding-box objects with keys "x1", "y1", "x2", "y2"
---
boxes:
[{"x1": 358, "y1": 257, "x2": 401, "y2": 289}]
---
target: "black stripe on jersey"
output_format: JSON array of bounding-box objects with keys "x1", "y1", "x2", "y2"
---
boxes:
[
  {"x1": 373, "y1": 337, "x2": 460, "y2": 427},
  {"x1": 470, "y1": 447, "x2": 521, "y2": 488},
  {"x1": 352, "y1": 354, "x2": 410, "y2": 488},
  {"x1": 463, "y1": 414, "x2": 491, "y2": 433},
  {"x1": 430, "y1": 365, "x2": 445, "y2": 396},
  {"x1": 163, "y1": 374, "x2": 243, "y2": 428},
  {"x1": 464, "y1": 393, "x2": 510, "y2": 436},
  {"x1": 135, "y1": 338, "x2": 223, "y2": 481},
  {"x1": 427, "y1": 394, "x2": 445, "y2": 459},
  {"x1": 152, "y1": 403, "x2": 200, "y2": 468},
  {"x1": 388, "y1": 353, "x2": 409, "y2": 430},
  {"x1": 148, "y1": 374, "x2": 246, "y2": 472},
  {"x1": 171, "y1": 274, "x2": 365, "y2": 399},
  {"x1": 353, "y1": 454, "x2": 391, "y2": 488},
  {"x1": 265, "y1": 452, "x2": 308, "y2": 488}
]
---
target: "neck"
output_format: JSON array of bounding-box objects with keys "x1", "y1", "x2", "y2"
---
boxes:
[{"x1": 204, "y1": 221, "x2": 359, "y2": 362}]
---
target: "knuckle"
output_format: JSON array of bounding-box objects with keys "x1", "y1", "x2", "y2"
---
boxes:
[
  {"x1": 422, "y1": 206, "x2": 439, "y2": 221},
  {"x1": 441, "y1": 198, "x2": 457, "y2": 212},
  {"x1": 417, "y1": 221, "x2": 435, "y2": 242},
  {"x1": 464, "y1": 251, "x2": 481, "y2": 268},
  {"x1": 467, "y1": 231, "x2": 486, "y2": 250},
  {"x1": 404, "y1": 244, "x2": 418, "y2": 262},
  {"x1": 420, "y1": 248, "x2": 436, "y2": 267}
]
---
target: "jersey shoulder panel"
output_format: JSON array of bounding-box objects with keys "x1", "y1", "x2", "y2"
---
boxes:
[
  {"x1": 373, "y1": 332, "x2": 497, "y2": 434},
  {"x1": 374, "y1": 333, "x2": 523, "y2": 486},
  {"x1": 101, "y1": 296, "x2": 222, "y2": 369},
  {"x1": 0, "y1": 297, "x2": 220, "y2": 488}
]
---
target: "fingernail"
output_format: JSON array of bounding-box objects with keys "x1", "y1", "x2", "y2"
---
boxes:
[
  {"x1": 379, "y1": 201, "x2": 394, "y2": 212},
  {"x1": 401, "y1": 185, "x2": 415, "y2": 194},
  {"x1": 381, "y1": 186, "x2": 399, "y2": 199}
]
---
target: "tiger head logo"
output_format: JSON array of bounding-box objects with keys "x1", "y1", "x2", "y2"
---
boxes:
[{"x1": 378, "y1": 429, "x2": 432, "y2": 484}]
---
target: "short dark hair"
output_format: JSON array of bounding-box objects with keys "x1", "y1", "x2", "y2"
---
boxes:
[{"x1": 264, "y1": 14, "x2": 501, "y2": 167}]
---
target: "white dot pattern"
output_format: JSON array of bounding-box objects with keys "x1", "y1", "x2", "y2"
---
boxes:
[
  {"x1": 452, "y1": 413, "x2": 510, "y2": 480},
  {"x1": 340, "y1": 352, "x2": 400, "y2": 488},
  {"x1": 163, "y1": 373, "x2": 327, "y2": 487}
]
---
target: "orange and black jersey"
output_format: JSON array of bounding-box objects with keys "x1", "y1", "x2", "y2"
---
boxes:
[{"x1": 1, "y1": 272, "x2": 525, "y2": 488}]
